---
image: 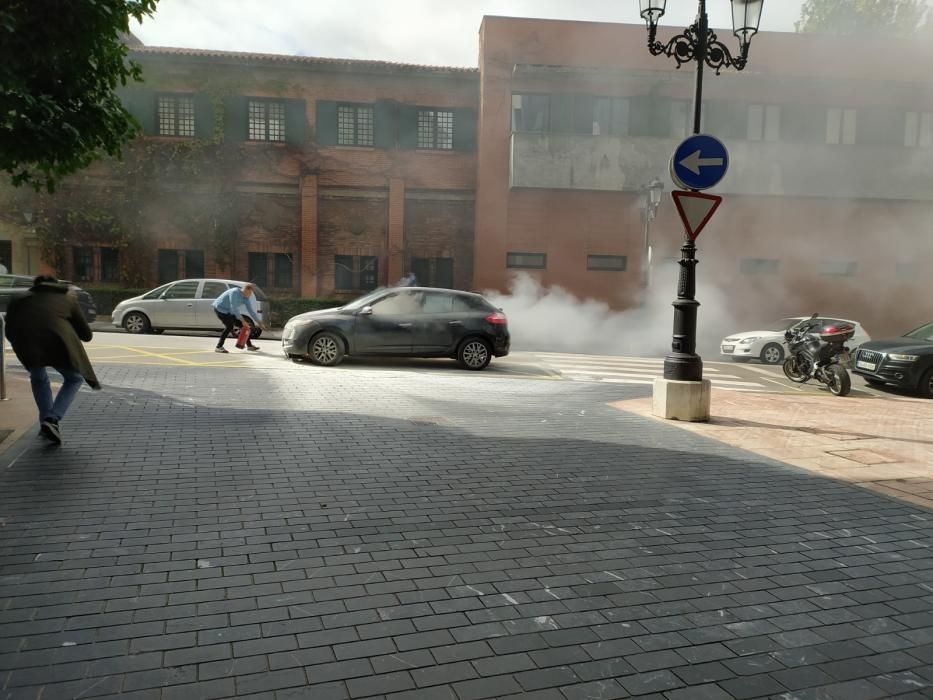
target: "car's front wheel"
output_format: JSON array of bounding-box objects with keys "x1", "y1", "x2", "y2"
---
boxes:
[
  {"x1": 920, "y1": 368, "x2": 933, "y2": 400},
  {"x1": 309, "y1": 332, "x2": 345, "y2": 367},
  {"x1": 760, "y1": 343, "x2": 784, "y2": 365},
  {"x1": 123, "y1": 312, "x2": 150, "y2": 334},
  {"x1": 457, "y1": 337, "x2": 491, "y2": 371}
]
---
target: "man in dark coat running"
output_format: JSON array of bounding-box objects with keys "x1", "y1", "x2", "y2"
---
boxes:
[{"x1": 4, "y1": 276, "x2": 101, "y2": 445}]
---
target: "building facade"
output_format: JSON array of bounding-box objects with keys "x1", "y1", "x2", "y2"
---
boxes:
[{"x1": 11, "y1": 16, "x2": 933, "y2": 338}]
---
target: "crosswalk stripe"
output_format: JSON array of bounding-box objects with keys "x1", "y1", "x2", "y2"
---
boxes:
[
  {"x1": 550, "y1": 363, "x2": 740, "y2": 379},
  {"x1": 560, "y1": 370, "x2": 764, "y2": 388}
]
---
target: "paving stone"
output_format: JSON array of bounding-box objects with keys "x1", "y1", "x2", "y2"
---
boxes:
[{"x1": 1, "y1": 361, "x2": 931, "y2": 700}]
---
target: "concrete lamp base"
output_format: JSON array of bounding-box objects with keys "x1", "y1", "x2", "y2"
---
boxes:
[{"x1": 652, "y1": 377, "x2": 712, "y2": 422}]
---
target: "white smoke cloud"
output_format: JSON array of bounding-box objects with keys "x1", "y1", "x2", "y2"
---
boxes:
[{"x1": 485, "y1": 264, "x2": 740, "y2": 357}]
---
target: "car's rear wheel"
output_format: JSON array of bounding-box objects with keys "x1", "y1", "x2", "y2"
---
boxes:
[
  {"x1": 123, "y1": 312, "x2": 150, "y2": 334},
  {"x1": 920, "y1": 368, "x2": 933, "y2": 400},
  {"x1": 457, "y1": 337, "x2": 491, "y2": 371},
  {"x1": 309, "y1": 332, "x2": 345, "y2": 367},
  {"x1": 761, "y1": 343, "x2": 784, "y2": 365},
  {"x1": 827, "y1": 365, "x2": 851, "y2": 397}
]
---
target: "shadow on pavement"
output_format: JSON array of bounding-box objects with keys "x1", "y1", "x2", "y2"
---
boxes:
[{"x1": 0, "y1": 383, "x2": 931, "y2": 698}]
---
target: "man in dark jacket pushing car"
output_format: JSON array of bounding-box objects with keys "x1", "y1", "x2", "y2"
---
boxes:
[{"x1": 4, "y1": 276, "x2": 101, "y2": 445}]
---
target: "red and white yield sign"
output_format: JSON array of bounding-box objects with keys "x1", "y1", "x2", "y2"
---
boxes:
[{"x1": 671, "y1": 190, "x2": 722, "y2": 241}]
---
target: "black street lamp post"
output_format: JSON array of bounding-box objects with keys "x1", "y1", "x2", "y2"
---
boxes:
[
  {"x1": 640, "y1": 177, "x2": 664, "y2": 288},
  {"x1": 638, "y1": 0, "x2": 763, "y2": 383}
]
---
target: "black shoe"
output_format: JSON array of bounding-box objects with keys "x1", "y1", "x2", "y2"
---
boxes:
[
  {"x1": 215, "y1": 346, "x2": 229, "y2": 354},
  {"x1": 40, "y1": 420, "x2": 62, "y2": 445},
  {"x1": 246, "y1": 344, "x2": 259, "y2": 352}
]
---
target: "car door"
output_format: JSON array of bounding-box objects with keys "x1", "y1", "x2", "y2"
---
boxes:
[
  {"x1": 412, "y1": 291, "x2": 457, "y2": 353},
  {"x1": 195, "y1": 281, "x2": 231, "y2": 328},
  {"x1": 352, "y1": 290, "x2": 419, "y2": 354},
  {"x1": 155, "y1": 280, "x2": 201, "y2": 327}
]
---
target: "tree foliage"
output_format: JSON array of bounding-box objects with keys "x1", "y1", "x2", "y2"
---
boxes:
[
  {"x1": 0, "y1": 0, "x2": 159, "y2": 192},
  {"x1": 796, "y1": 0, "x2": 928, "y2": 35}
]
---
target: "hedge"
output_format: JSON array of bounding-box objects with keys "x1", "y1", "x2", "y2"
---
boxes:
[{"x1": 81, "y1": 286, "x2": 344, "y2": 327}]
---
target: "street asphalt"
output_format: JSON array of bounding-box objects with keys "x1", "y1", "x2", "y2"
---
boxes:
[{"x1": 0, "y1": 339, "x2": 931, "y2": 700}]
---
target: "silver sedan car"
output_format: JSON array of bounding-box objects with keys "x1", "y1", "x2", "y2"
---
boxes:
[{"x1": 111, "y1": 279, "x2": 269, "y2": 336}]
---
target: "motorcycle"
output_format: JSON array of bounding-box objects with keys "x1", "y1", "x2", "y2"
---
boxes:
[{"x1": 782, "y1": 313, "x2": 854, "y2": 397}]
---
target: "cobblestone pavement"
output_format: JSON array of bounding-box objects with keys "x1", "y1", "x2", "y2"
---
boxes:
[{"x1": 1, "y1": 361, "x2": 931, "y2": 700}]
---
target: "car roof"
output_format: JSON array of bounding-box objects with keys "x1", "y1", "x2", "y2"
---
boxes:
[{"x1": 393, "y1": 286, "x2": 487, "y2": 298}]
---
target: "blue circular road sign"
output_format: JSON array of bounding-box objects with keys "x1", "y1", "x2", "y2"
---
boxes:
[{"x1": 670, "y1": 134, "x2": 729, "y2": 191}]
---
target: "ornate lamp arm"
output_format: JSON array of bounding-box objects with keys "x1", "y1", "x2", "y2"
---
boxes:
[{"x1": 647, "y1": 23, "x2": 750, "y2": 74}]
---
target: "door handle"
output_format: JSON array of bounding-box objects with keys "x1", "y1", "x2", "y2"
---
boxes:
[
  {"x1": 449, "y1": 320, "x2": 462, "y2": 326},
  {"x1": 398, "y1": 323, "x2": 412, "y2": 328},
  {"x1": 186, "y1": 303, "x2": 194, "y2": 307}
]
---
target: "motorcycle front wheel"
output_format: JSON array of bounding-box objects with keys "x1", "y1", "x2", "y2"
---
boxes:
[
  {"x1": 782, "y1": 357, "x2": 809, "y2": 383},
  {"x1": 827, "y1": 365, "x2": 851, "y2": 397}
]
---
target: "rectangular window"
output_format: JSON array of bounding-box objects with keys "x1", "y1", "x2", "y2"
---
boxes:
[
  {"x1": 337, "y1": 104, "x2": 374, "y2": 146},
  {"x1": 819, "y1": 259, "x2": 858, "y2": 276},
  {"x1": 158, "y1": 249, "x2": 179, "y2": 284},
  {"x1": 335, "y1": 255, "x2": 354, "y2": 289},
  {"x1": 747, "y1": 104, "x2": 780, "y2": 142},
  {"x1": 740, "y1": 258, "x2": 780, "y2": 274},
  {"x1": 671, "y1": 100, "x2": 691, "y2": 139},
  {"x1": 184, "y1": 250, "x2": 204, "y2": 279},
  {"x1": 906, "y1": 111, "x2": 933, "y2": 148},
  {"x1": 826, "y1": 107, "x2": 857, "y2": 145},
  {"x1": 410, "y1": 257, "x2": 454, "y2": 287},
  {"x1": 334, "y1": 255, "x2": 379, "y2": 290},
  {"x1": 73, "y1": 247, "x2": 94, "y2": 282},
  {"x1": 274, "y1": 253, "x2": 293, "y2": 288},
  {"x1": 587, "y1": 255, "x2": 627, "y2": 272},
  {"x1": 506, "y1": 252, "x2": 546, "y2": 269},
  {"x1": 157, "y1": 95, "x2": 195, "y2": 137},
  {"x1": 247, "y1": 99, "x2": 286, "y2": 142},
  {"x1": 247, "y1": 252, "x2": 268, "y2": 287},
  {"x1": 100, "y1": 247, "x2": 120, "y2": 282},
  {"x1": 417, "y1": 109, "x2": 454, "y2": 150},
  {"x1": 610, "y1": 98, "x2": 630, "y2": 136},
  {"x1": 360, "y1": 256, "x2": 378, "y2": 289},
  {"x1": 511, "y1": 94, "x2": 549, "y2": 132}
]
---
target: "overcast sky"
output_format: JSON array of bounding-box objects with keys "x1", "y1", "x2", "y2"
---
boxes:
[{"x1": 131, "y1": 1, "x2": 807, "y2": 67}]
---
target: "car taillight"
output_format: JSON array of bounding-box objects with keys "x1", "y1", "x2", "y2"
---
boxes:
[{"x1": 485, "y1": 312, "x2": 507, "y2": 325}]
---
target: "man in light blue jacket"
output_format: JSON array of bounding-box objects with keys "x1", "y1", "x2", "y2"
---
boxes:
[{"x1": 212, "y1": 283, "x2": 262, "y2": 353}]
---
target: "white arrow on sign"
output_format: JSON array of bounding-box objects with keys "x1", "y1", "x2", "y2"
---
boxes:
[{"x1": 678, "y1": 149, "x2": 725, "y2": 175}]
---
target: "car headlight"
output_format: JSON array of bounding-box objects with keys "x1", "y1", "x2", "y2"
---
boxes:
[
  {"x1": 739, "y1": 337, "x2": 759, "y2": 344},
  {"x1": 888, "y1": 353, "x2": 918, "y2": 362}
]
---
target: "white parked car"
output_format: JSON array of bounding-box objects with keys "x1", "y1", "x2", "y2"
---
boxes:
[
  {"x1": 112, "y1": 279, "x2": 269, "y2": 336},
  {"x1": 721, "y1": 316, "x2": 870, "y2": 365}
]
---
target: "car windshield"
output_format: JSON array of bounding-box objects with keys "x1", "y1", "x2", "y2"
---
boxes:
[
  {"x1": 341, "y1": 288, "x2": 388, "y2": 311},
  {"x1": 904, "y1": 322, "x2": 933, "y2": 342},
  {"x1": 765, "y1": 318, "x2": 802, "y2": 331}
]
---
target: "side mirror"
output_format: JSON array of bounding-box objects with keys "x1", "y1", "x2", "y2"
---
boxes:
[{"x1": 359, "y1": 306, "x2": 373, "y2": 316}]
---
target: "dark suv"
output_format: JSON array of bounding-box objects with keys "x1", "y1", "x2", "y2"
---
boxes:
[
  {"x1": 852, "y1": 321, "x2": 933, "y2": 399},
  {"x1": 0, "y1": 274, "x2": 98, "y2": 323}
]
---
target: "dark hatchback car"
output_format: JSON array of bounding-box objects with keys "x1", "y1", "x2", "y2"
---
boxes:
[
  {"x1": 852, "y1": 321, "x2": 933, "y2": 398},
  {"x1": 282, "y1": 287, "x2": 510, "y2": 370},
  {"x1": 0, "y1": 274, "x2": 97, "y2": 323}
]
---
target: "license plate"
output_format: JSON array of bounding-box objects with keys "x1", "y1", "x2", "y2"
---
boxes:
[
  {"x1": 856, "y1": 360, "x2": 876, "y2": 370},
  {"x1": 722, "y1": 345, "x2": 734, "y2": 352}
]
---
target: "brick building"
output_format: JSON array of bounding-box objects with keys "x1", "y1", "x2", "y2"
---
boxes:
[
  {"x1": 15, "y1": 16, "x2": 933, "y2": 337},
  {"x1": 475, "y1": 17, "x2": 933, "y2": 337}
]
